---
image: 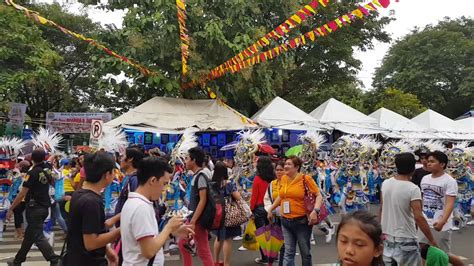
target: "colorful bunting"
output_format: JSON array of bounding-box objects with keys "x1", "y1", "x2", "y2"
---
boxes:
[
  {"x1": 176, "y1": 0, "x2": 190, "y2": 80},
  {"x1": 211, "y1": 0, "x2": 330, "y2": 76},
  {"x1": 182, "y1": 0, "x2": 390, "y2": 88}
]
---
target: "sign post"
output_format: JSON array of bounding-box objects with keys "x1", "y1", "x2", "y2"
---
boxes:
[{"x1": 89, "y1": 120, "x2": 103, "y2": 149}]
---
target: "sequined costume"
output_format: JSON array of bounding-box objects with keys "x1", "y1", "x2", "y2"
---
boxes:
[{"x1": 446, "y1": 142, "x2": 473, "y2": 226}]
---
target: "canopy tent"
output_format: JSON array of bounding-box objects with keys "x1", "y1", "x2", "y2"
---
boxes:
[
  {"x1": 309, "y1": 98, "x2": 384, "y2": 135},
  {"x1": 411, "y1": 109, "x2": 474, "y2": 140},
  {"x1": 369, "y1": 108, "x2": 438, "y2": 139},
  {"x1": 251, "y1": 97, "x2": 329, "y2": 131},
  {"x1": 105, "y1": 97, "x2": 258, "y2": 133},
  {"x1": 456, "y1": 117, "x2": 474, "y2": 132}
]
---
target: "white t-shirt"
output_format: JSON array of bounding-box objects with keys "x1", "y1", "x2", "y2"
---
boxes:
[
  {"x1": 381, "y1": 178, "x2": 422, "y2": 239},
  {"x1": 420, "y1": 173, "x2": 458, "y2": 231},
  {"x1": 121, "y1": 192, "x2": 164, "y2": 266}
]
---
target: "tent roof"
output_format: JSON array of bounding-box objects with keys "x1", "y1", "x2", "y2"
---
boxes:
[
  {"x1": 309, "y1": 98, "x2": 383, "y2": 134},
  {"x1": 369, "y1": 108, "x2": 438, "y2": 139},
  {"x1": 251, "y1": 97, "x2": 329, "y2": 130},
  {"x1": 411, "y1": 109, "x2": 458, "y2": 133},
  {"x1": 456, "y1": 117, "x2": 474, "y2": 132},
  {"x1": 411, "y1": 109, "x2": 473, "y2": 140},
  {"x1": 105, "y1": 97, "x2": 257, "y2": 133},
  {"x1": 310, "y1": 98, "x2": 377, "y2": 124}
]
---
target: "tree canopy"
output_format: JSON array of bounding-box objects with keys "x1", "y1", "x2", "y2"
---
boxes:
[
  {"x1": 0, "y1": 3, "x2": 105, "y2": 119},
  {"x1": 89, "y1": 0, "x2": 391, "y2": 115},
  {"x1": 373, "y1": 17, "x2": 474, "y2": 119}
]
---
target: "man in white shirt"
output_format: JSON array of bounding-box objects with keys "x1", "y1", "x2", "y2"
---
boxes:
[
  {"x1": 380, "y1": 152, "x2": 437, "y2": 265},
  {"x1": 418, "y1": 151, "x2": 458, "y2": 253},
  {"x1": 121, "y1": 157, "x2": 194, "y2": 266}
]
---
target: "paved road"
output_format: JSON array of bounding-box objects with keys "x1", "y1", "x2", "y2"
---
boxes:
[{"x1": 1, "y1": 205, "x2": 473, "y2": 265}]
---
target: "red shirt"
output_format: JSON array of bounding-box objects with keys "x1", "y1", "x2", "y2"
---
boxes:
[{"x1": 250, "y1": 175, "x2": 269, "y2": 211}]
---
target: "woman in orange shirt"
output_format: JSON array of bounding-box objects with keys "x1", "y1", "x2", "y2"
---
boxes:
[{"x1": 267, "y1": 156, "x2": 323, "y2": 266}]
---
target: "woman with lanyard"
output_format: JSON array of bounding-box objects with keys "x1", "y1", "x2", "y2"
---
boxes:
[
  {"x1": 267, "y1": 156, "x2": 323, "y2": 266},
  {"x1": 263, "y1": 160, "x2": 285, "y2": 266}
]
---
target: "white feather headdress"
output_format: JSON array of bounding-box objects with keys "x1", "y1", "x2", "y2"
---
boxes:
[
  {"x1": 298, "y1": 131, "x2": 326, "y2": 148},
  {"x1": 98, "y1": 126, "x2": 128, "y2": 153},
  {"x1": 238, "y1": 129, "x2": 266, "y2": 147},
  {"x1": 451, "y1": 141, "x2": 470, "y2": 150},
  {"x1": 0, "y1": 136, "x2": 26, "y2": 158},
  {"x1": 423, "y1": 140, "x2": 445, "y2": 153},
  {"x1": 359, "y1": 136, "x2": 382, "y2": 151},
  {"x1": 170, "y1": 128, "x2": 198, "y2": 166},
  {"x1": 31, "y1": 127, "x2": 62, "y2": 153}
]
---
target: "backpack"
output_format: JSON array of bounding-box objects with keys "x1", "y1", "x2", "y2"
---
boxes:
[{"x1": 194, "y1": 170, "x2": 225, "y2": 230}]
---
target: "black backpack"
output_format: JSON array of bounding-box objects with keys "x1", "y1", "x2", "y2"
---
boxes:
[{"x1": 194, "y1": 170, "x2": 225, "y2": 230}]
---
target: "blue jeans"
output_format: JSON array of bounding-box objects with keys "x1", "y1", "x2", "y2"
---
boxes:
[
  {"x1": 281, "y1": 216, "x2": 313, "y2": 266},
  {"x1": 51, "y1": 202, "x2": 68, "y2": 233},
  {"x1": 383, "y1": 236, "x2": 420, "y2": 266}
]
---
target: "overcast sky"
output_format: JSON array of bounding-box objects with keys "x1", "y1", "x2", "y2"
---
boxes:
[{"x1": 58, "y1": 0, "x2": 473, "y2": 89}]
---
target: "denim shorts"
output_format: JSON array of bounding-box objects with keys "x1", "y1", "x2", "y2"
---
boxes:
[{"x1": 383, "y1": 236, "x2": 421, "y2": 266}]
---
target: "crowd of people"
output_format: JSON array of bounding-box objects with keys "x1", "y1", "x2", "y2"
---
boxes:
[{"x1": 0, "y1": 131, "x2": 473, "y2": 266}]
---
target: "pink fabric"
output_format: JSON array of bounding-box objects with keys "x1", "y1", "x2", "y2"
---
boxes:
[
  {"x1": 80, "y1": 167, "x2": 86, "y2": 179},
  {"x1": 178, "y1": 224, "x2": 214, "y2": 266}
]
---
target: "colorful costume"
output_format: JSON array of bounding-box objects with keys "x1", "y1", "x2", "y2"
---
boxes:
[
  {"x1": 232, "y1": 130, "x2": 266, "y2": 201},
  {"x1": 332, "y1": 136, "x2": 379, "y2": 213},
  {"x1": 97, "y1": 126, "x2": 129, "y2": 218},
  {"x1": 446, "y1": 142, "x2": 473, "y2": 228},
  {"x1": 0, "y1": 137, "x2": 25, "y2": 241}
]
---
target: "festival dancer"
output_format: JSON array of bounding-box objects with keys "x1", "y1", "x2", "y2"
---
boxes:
[
  {"x1": 298, "y1": 131, "x2": 335, "y2": 244},
  {"x1": 1, "y1": 137, "x2": 25, "y2": 241},
  {"x1": 445, "y1": 142, "x2": 473, "y2": 230}
]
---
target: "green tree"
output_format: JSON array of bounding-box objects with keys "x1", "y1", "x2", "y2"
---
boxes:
[
  {"x1": 373, "y1": 17, "x2": 474, "y2": 119},
  {"x1": 366, "y1": 88, "x2": 426, "y2": 118},
  {"x1": 287, "y1": 82, "x2": 367, "y2": 113},
  {"x1": 88, "y1": 0, "x2": 391, "y2": 115},
  {"x1": 0, "y1": 5, "x2": 65, "y2": 119},
  {"x1": 0, "y1": 4, "x2": 108, "y2": 119}
]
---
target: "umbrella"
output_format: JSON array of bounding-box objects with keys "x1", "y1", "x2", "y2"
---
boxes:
[
  {"x1": 285, "y1": 145, "x2": 302, "y2": 157},
  {"x1": 258, "y1": 143, "x2": 276, "y2": 154},
  {"x1": 255, "y1": 225, "x2": 284, "y2": 263}
]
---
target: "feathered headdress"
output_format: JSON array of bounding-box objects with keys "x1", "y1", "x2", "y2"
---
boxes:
[
  {"x1": 0, "y1": 136, "x2": 26, "y2": 158},
  {"x1": 98, "y1": 126, "x2": 128, "y2": 153},
  {"x1": 233, "y1": 129, "x2": 266, "y2": 179},
  {"x1": 31, "y1": 127, "x2": 62, "y2": 153},
  {"x1": 423, "y1": 140, "x2": 445, "y2": 153},
  {"x1": 170, "y1": 128, "x2": 198, "y2": 167},
  {"x1": 299, "y1": 131, "x2": 326, "y2": 174},
  {"x1": 298, "y1": 131, "x2": 326, "y2": 149}
]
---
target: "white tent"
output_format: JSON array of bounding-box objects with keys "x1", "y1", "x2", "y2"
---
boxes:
[
  {"x1": 251, "y1": 97, "x2": 329, "y2": 131},
  {"x1": 309, "y1": 98, "x2": 384, "y2": 134},
  {"x1": 411, "y1": 109, "x2": 473, "y2": 140},
  {"x1": 369, "y1": 108, "x2": 438, "y2": 139},
  {"x1": 105, "y1": 97, "x2": 258, "y2": 133},
  {"x1": 456, "y1": 117, "x2": 474, "y2": 132}
]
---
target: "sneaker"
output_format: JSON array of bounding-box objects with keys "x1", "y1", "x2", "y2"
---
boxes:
[
  {"x1": 31, "y1": 244, "x2": 38, "y2": 250},
  {"x1": 310, "y1": 239, "x2": 316, "y2": 245},
  {"x1": 238, "y1": 246, "x2": 248, "y2": 251},
  {"x1": 452, "y1": 226, "x2": 460, "y2": 231},
  {"x1": 169, "y1": 243, "x2": 178, "y2": 250},
  {"x1": 254, "y1": 258, "x2": 268, "y2": 264},
  {"x1": 467, "y1": 220, "x2": 474, "y2": 226},
  {"x1": 325, "y1": 232, "x2": 332, "y2": 243},
  {"x1": 233, "y1": 236, "x2": 243, "y2": 241}
]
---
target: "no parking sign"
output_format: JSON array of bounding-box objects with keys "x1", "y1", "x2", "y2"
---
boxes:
[{"x1": 89, "y1": 119, "x2": 103, "y2": 148}]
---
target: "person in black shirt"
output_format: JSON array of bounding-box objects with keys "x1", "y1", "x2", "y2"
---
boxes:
[
  {"x1": 412, "y1": 151, "x2": 431, "y2": 188},
  {"x1": 6, "y1": 148, "x2": 60, "y2": 266},
  {"x1": 67, "y1": 151, "x2": 120, "y2": 266}
]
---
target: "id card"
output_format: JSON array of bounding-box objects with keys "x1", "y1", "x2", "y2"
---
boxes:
[{"x1": 282, "y1": 200, "x2": 291, "y2": 214}]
